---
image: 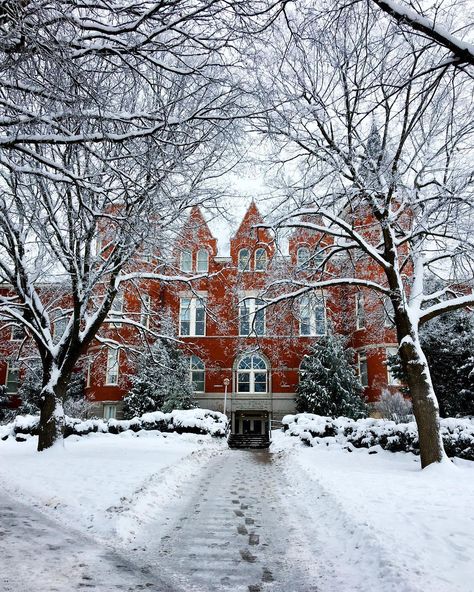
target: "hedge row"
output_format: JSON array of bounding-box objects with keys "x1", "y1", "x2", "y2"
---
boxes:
[
  {"x1": 0, "y1": 409, "x2": 228, "y2": 441},
  {"x1": 282, "y1": 414, "x2": 474, "y2": 460}
]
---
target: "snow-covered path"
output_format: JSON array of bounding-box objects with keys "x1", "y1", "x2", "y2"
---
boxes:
[
  {"x1": 0, "y1": 491, "x2": 174, "y2": 592},
  {"x1": 128, "y1": 448, "x2": 416, "y2": 592},
  {"x1": 2, "y1": 437, "x2": 471, "y2": 592}
]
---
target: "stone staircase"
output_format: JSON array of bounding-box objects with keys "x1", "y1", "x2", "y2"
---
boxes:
[{"x1": 227, "y1": 433, "x2": 271, "y2": 449}]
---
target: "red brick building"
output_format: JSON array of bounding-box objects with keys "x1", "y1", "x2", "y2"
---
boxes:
[{"x1": 0, "y1": 202, "x2": 399, "y2": 432}]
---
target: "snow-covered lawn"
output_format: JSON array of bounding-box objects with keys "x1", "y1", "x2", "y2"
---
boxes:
[
  {"x1": 273, "y1": 431, "x2": 474, "y2": 592},
  {"x1": 1, "y1": 427, "x2": 473, "y2": 591},
  {"x1": 0, "y1": 431, "x2": 224, "y2": 544}
]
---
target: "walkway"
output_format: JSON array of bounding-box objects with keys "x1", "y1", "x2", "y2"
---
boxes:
[
  {"x1": 131, "y1": 449, "x2": 329, "y2": 592},
  {"x1": 0, "y1": 494, "x2": 174, "y2": 592},
  {"x1": 1, "y1": 448, "x2": 403, "y2": 592}
]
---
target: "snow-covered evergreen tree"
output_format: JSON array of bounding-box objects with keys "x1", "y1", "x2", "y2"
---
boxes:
[
  {"x1": 420, "y1": 312, "x2": 474, "y2": 417},
  {"x1": 123, "y1": 339, "x2": 195, "y2": 419},
  {"x1": 296, "y1": 333, "x2": 368, "y2": 419},
  {"x1": 388, "y1": 311, "x2": 474, "y2": 417}
]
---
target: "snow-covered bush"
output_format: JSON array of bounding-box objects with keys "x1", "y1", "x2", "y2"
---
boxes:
[
  {"x1": 374, "y1": 390, "x2": 413, "y2": 423},
  {"x1": 282, "y1": 413, "x2": 474, "y2": 460},
  {"x1": 0, "y1": 409, "x2": 228, "y2": 441},
  {"x1": 296, "y1": 334, "x2": 368, "y2": 419}
]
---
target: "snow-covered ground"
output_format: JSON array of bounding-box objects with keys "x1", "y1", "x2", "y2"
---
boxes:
[
  {"x1": 0, "y1": 431, "x2": 225, "y2": 544},
  {"x1": 1, "y1": 430, "x2": 473, "y2": 591},
  {"x1": 273, "y1": 431, "x2": 474, "y2": 592}
]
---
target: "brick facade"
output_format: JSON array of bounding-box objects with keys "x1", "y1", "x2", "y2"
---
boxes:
[{"x1": 0, "y1": 202, "x2": 399, "y2": 424}]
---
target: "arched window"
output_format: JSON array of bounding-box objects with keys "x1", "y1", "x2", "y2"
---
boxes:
[
  {"x1": 237, "y1": 354, "x2": 268, "y2": 394},
  {"x1": 190, "y1": 355, "x2": 205, "y2": 392},
  {"x1": 254, "y1": 248, "x2": 267, "y2": 271},
  {"x1": 238, "y1": 248, "x2": 250, "y2": 271},
  {"x1": 297, "y1": 246, "x2": 310, "y2": 268},
  {"x1": 180, "y1": 250, "x2": 192, "y2": 272},
  {"x1": 196, "y1": 249, "x2": 209, "y2": 272}
]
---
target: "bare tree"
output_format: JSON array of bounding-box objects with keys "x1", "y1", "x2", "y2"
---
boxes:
[
  {"x1": 369, "y1": 0, "x2": 474, "y2": 67},
  {"x1": 252, "y1": 1, "x2": 474, "y2": 468},
  {"x1": 0, "y1": 0, "x2": 286, "y2": 451}
]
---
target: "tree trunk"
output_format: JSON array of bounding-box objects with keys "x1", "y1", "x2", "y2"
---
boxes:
[
  {"x1": 399, "y1": 335, "x2": 446, "y2": 468},
  {"x1": 37, "y1": 380, "x2": 67, "y2": 452}
]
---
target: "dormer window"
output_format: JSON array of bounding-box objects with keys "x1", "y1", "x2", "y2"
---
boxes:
[
  {"x1": 180, "y1": 250, "x2": 192, "y2": 272},
  {"x1": 196, "y1": 249, "x2": 209, "y2": 272},
  {"x1": 254, "y1": 248, "x2": 267, "y2": 271},
  {"x1": 238, "y1": 248, "x2": 250, "y2": 271},
  {"x1": 297, "y1": 246, "x2": 310, "y2": 268}
]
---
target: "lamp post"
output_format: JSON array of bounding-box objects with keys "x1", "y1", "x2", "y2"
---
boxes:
[{"x1": 223, "y1": 377, "x2": 230, "y2": 417}]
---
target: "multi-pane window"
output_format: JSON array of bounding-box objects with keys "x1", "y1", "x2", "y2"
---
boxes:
[
  {"x1": 5, "y1": 364, "x2": 19, "y2": 394},
  {"x1": 179, "y1": 297, "x2": 206, "y2": 336},
  {"x1": 355, "y1": 292, "x2": 366, "y2": 329},
  {"x1": 358, "y1": 352, "x2": 368, "y2": 387},
  {"x1": 180, "y1": 250, "x2": 192, "y2": 272},
  {"x1": 140, "y1": 294, "x2": 151, "y2": 329},
  {"x1": 190, "y1": 355, "x2": 205, "y2": 392},
  {"x1": 299, "y1": 295, "x2": 326, "y2": 336},
  {"x1": 53, "y1": 316, "x2": 68, "y2": 343},
  {"x1": 105, "y1": 347, "x2": 119, "y2": 385},
  {"x1": 237, "y1": 354, "x2": 268, "y2": 394},
  {"x1": 254, "y1": 248, "x2": 267, "y2": 271},
  {"x1": 386, "y1": 347, "x2": 401, "y2": 385},
  {"x1": 238, "y1": 248, "x2": 250, "y2": 271},
  {"x1": 196, "y1": 249, "x2": 209, "y2": 272},
  {"x1": 103, "y1": 404, "x2": 117, "y2": 419},
  {"x1": 10, "y1": 324, "x2": 25, "y2": 341},
  {"x1": 239, "y1": 298, "x2": 265, "y2": 336},
  {"x1": 297, "y1": 246, "x2": 310, "y2": 268},
  {"x1": 110, "y1": 292, "x2": 124, "y2": 328},
  {"x1": 384, "y1": 297, "x2": 395, "y2": 327}
]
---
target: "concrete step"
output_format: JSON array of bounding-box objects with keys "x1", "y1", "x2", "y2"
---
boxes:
[{"x1": 227, "y1": 434, "x2": 270, "y2": 449}]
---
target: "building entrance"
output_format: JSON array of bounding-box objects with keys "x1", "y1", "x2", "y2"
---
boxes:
[{"x1": 234, "y1": 411, "x2": 269, "y2": 436}]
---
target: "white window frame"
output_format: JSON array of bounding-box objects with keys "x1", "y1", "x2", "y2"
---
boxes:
[
  {"x1": 53, "y1": 315, "x2": 68, "y2": 343},
  {"x1": 384, "y1": 297, "x2": 395, "y2": 328},
  {"x1": 189, "y1": 355, "x2": 205, "y2": 393},
  {"x1": 180, "y1": 250, "x2": 192, "y2": 272},
  {"x1": 236, "y1": 354, "x2": 268, "y2": 394},
  {"x1": 103, "y1": 404, "x2": 117, "y2": 419},
  {"x1": 358, "y1": 352, "x2": 368, "y2": 388},
  {"x1": 297, "y1": 246, "x2": 310, "y2": 268},
  {"x1": 299, "y1": 294, "x2": 326, "y2": 336},
  {"x1": 196, "y1": 249, "x2": 209, "y2": 272},
  {"x1": 5, "y1": 362, "x2": 19, "y2": 394},
  {"x1": 110, "y1": 292, "x2": 124, "y2": 328},
  {"x1": 179, "y1": 297, "x2": 206, "y2": 337},
  {"x1": 105, "y1": 347, "x2": 120, "y2": 385},
  {"x1": 355, "y1": 292, "x2": 366, "y2": 329},
  {"x1": 239, "y1": 298, "x2": 266, "y2": 336},
  {"x1": 386, "y1": 347, "x2": 401, "y2": 386},
  {"x1": 238, "y1": 248, "x2": 251, "y2": 271},
  {"x1": 254, "y1": 248, "x2": 267, "y2": 272},
  {"x1": 140, "y1": 294, "x2": 151, "y2": 329}
]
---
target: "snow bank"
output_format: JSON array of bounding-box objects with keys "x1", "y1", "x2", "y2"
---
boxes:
[
  {"x1": 0, "y1": 408, "x2": 228, "y2": 441},
  {"x1": 0, "y1": 431, "x2": 224, "y2": 544},
  {"x1": 272, "y1": 430, "x2": 474, "y2": 592},
  {"x1": 282, "y1": 413, "x2": 474, "y2": 459}
]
